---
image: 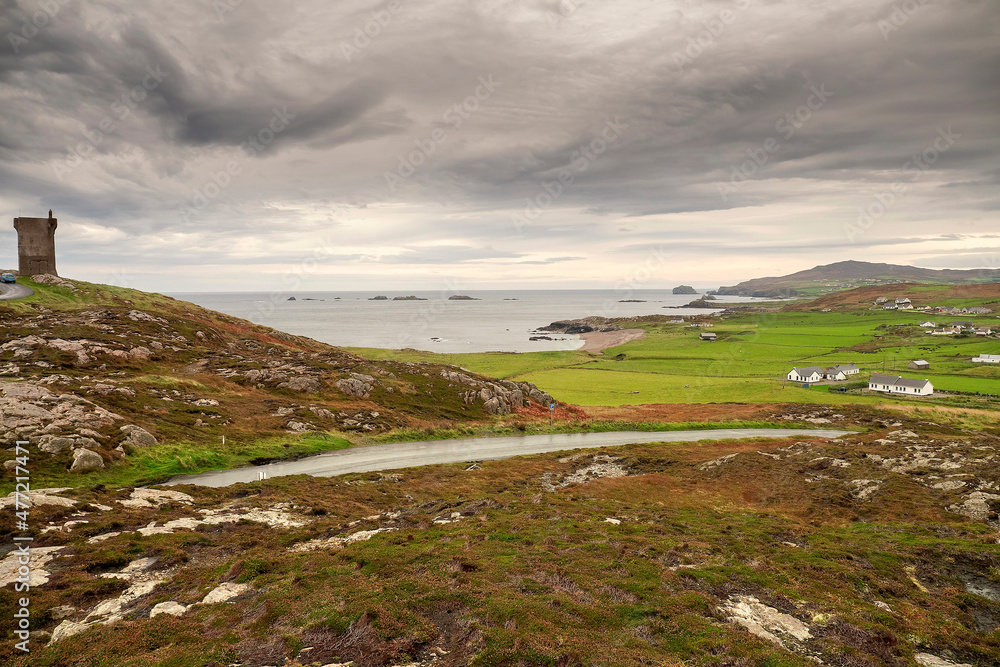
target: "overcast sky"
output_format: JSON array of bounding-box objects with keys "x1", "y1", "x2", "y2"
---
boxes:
[{"x1": 1, "y1": 0, "x2": 997, "y2": 291}]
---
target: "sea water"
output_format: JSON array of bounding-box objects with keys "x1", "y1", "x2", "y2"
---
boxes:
[{"x1": 170, "y1": 289, "x2": 753, "y2": 353}]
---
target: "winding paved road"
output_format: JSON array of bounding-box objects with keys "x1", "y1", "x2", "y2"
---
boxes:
[
  {"x1": 0, "y1": 282, "x2": 34, "y2": 300},
  {"x1": 166, "y1": 428, "x2": 853, "y2": 488}
]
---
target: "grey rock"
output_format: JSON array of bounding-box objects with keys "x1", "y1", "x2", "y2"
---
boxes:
[
  {"x1": 74, "y1": 437, "x2": 101, "y2": 450},
  {"x1": 120, "y1": 425, "x2": 157, "y2": 448},
  {"x1": 335, "y1": 377, "x2": 372, "y2": 398},
  {"x1": 39, "y1": 436, "x2": 75, "y2": 454},
  {"x1": 310, "y1": 406, "x2": 335, "y2": 420},
  {"x1": 150, "y1": 601, "x2": 188, "y2": 618},
  {"x1": 277, "y1": 376, "x2": 321, "y2": 393},
  {"x1": 70, "y1": 448, "x2": 104, "y2": 472},
  {"x1": 528, "y1": 388, "x2": 553, "y2": 406}
]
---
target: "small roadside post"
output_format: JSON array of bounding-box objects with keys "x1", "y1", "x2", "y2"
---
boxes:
[{"x1": 549, "y1": 402, "x2": 555, "y2": 427}]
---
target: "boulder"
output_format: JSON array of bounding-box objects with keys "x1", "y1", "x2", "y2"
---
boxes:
[
  {"x1": 120, "y1": 425, "x2": 157, "y2": 448},
  {"x1": 335, "y1": 377, "x2": 372, "y2": 398},
  {"x1": 39, "y1": 436, "x2": 75, "y2": 455},
  {"x1": 70, "y1": 448, "x2": 104, "y2": 472},
  {"x1": 277, "y1": 376, "x2": 321, "y2": 393},
  {"x1": 309, "y1": 406, "x2": 335, "y2": 420},
  {"x1": 49, "y1": 620, "x2": 88, "y2": 644},
  {"x1": 528, "y1": 388, "x2": 554, "y2": 406},
  {"x1": 150, "y1": 601, "x2": 188, "y2": 618},
  {"x1": 200, "y1": 582, "x2": 249, "y2": 604},
  {"x1": 483, "y1": 397, "x2": 510, "y2": 415},
  {"x1": 0, "y1": 335, "x2": 47, "y2": 354}
]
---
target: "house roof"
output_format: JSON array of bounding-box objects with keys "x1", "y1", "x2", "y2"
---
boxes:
[
  {"x1": 870, "y1": 374, "x2": 930, "y2": 389},
  {"x1": 792, "y1": 366, "x2": 823, "y2": 376},
  {"x1": 831, "y1": 363, "x2": 858, "y2": 371}
]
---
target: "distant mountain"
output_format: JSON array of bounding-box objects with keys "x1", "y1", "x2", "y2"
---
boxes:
[{"x1": 716, "y1": 261, "x2": 1000, "y2": 298}]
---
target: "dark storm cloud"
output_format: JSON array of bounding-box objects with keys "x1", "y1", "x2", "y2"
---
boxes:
[{"x1": 1, "y1": 0, "x2": 998, "y2": 289}]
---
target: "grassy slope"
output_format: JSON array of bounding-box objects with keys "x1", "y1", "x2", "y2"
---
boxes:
[{"x1": 0, "y1": 277, "x2": 559, "y2": 490}]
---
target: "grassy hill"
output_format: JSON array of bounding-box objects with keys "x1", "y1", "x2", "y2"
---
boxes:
[
  {"x1": 715, "y1": 261, "x2": 1000, "y2": 298},
  {"x1": 0, "y1": 277, "x2": 555, "y2": 488},
  {"x1": 782, "y1": 282, "x2": 1000, "y2": 312}
]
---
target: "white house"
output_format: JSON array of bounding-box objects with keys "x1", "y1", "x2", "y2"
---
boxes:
[
  {"x1": 821, "y1": 364, "x2": 859, "y2": 380},
  {"x1": 869, "y1": 374, "x2": 933, "y2": 396},
  {"x1": 920, "y1": 321, "x2": 936, "y2": 328},
  {"x1": 788, "y1": 366, "x2": 823, "y2": 383},
  {"x1": 971, "y1": 354, "x2": 1000, "y2": 364}
]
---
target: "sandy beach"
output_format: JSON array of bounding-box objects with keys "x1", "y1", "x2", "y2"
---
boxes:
[{"x1": 577, "y1": 328, "x2": 646, "y2": 353}]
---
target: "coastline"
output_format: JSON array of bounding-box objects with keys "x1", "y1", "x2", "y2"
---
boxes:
[{"x1": 578, "y1": 328, "x2": 646, "y2": 353}]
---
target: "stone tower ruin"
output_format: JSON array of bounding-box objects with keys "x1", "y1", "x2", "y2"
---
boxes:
[{"x1": 13, "y1": 210, "x2": 58, "y2": 276}]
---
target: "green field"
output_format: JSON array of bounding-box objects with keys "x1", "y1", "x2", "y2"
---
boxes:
[{"x1": 350, "y1": 309, "x2": 1000, "y2": 406}]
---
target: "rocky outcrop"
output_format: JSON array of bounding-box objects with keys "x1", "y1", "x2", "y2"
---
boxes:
[
  {"x1": 335, "y1": 373, "x2": 376, "y2": 398},
  {"x1": 32, "y1": 274, "x2": 76, "y2": 290},
  {"x1": 150, "y1": 601, "x2": 188, "y2": 617},
  {"x1": 120, "y1": 425, "x2": 157, "y2": 448},
  {"x1": 277, "y1": 376, "x2": 321, "y2": 393},
  {"x1": 440, "y1": 370, "x2": 553, "y2": 415},
  {"x1": 672, "y1": 285, "x2": 698, "y2": 294},
  {"x1": 0, "y1": 381, "x2": 122, "y2": 441},
  {"x1": 70, "y1": 448, "x2": 104, "y2": 472},
  {"x1": 538, "y1": 317, "x2": 621, "y2": 335},
  {"x1": 38, "y1": 436, "x2": 76, "y2": 454}
]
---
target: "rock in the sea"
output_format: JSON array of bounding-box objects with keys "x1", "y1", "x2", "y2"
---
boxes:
[
  {"x1": 70, "y1": 448, "x2": 104, "y2": 472},
  {"x1": 120, "y1": 425, "x2": 157, "y2": 448}
]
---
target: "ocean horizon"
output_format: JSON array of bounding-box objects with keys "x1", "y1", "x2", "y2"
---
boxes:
[{"x1": 171, "y1": 288, "x2": 759, "y2": 353}]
